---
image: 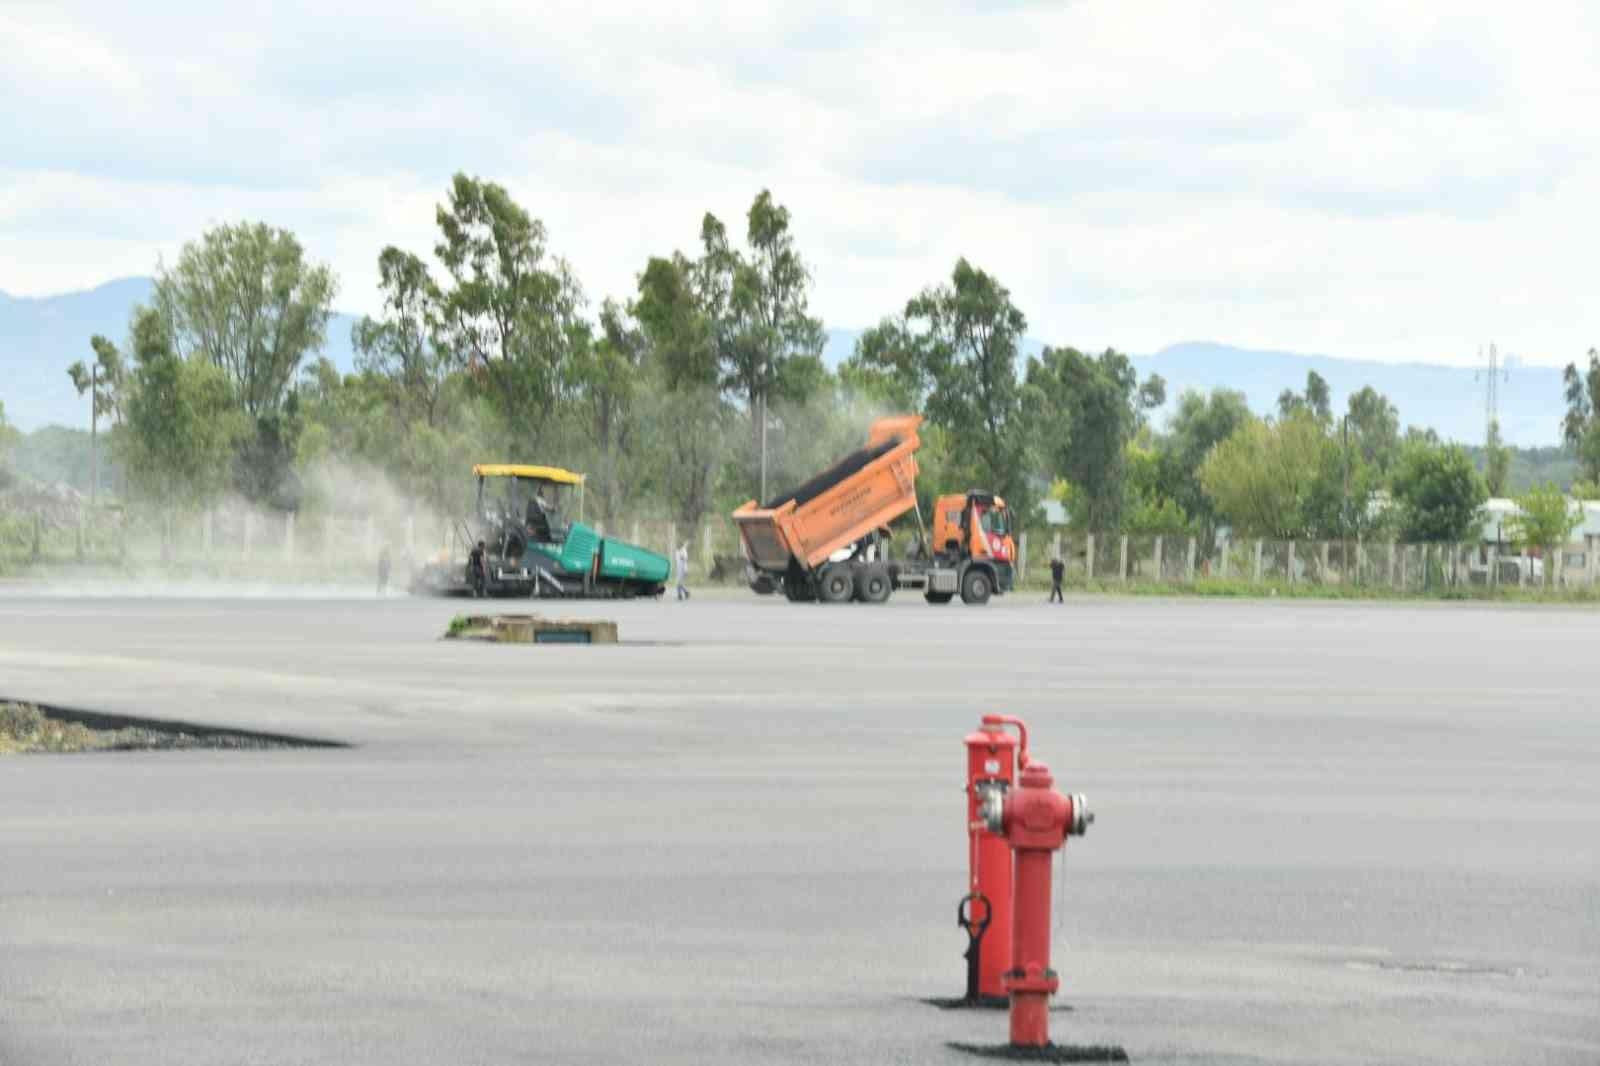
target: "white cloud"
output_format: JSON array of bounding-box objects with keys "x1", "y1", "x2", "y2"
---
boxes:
[{"x1": 2, "y1": 0, "x2": 1598, "y2": 368}]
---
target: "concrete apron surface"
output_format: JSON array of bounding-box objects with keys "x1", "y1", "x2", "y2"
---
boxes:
[{"x1": 1, "y1": 592, "x2": 1597, "y2": 1065}]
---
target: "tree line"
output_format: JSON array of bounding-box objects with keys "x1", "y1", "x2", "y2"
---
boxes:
[{"x1": 30, "y1": 174, "x2": 1600, "y2": 557}]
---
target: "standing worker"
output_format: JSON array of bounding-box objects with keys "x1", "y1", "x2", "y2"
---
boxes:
[
  {"x1": 377, "y1": 545, "x2": 391, "y2": 597},
  {"x1": 1049, "y1": 555, "x2": 1065, "y2": 604},
  {"x1": 468, "y1": 540, "x2": 487, "y2": 598},
  {"x1": 674, "y1": 543, "x2": 690, "y2": 601}
]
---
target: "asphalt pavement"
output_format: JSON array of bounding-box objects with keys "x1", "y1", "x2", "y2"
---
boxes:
[{"x1": 1, "y1": 588, "x2": 1596, "y2": 1065}]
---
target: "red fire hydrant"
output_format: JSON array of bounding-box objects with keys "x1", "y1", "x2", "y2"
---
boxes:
[
  {"x1": 980, "y1": 756, "x2": 1093, "y2": 1047},
  {"x1": 961, "y1": 714, "x2": 1026, "y2": 1002}
]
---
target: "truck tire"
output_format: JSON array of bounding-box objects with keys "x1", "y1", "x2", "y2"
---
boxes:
[
  {"x1": 785, "y1": 575, "x2": 815, "y2": 602},
  {"x1": 750, "y1": 574, "x2": 778, "y2": 596},
  {"x1": 924, "y1": 590, "x2": 954, "y2": 605},
  {"x1": 818, "y1": 564, "x2": 855, "y2": 604},
  {"x1": 856, "y1": 565, "x2": 892, "y2": 604},
  {"x1": 960, "y1": 567, "x2": 993, "y2": 605}
]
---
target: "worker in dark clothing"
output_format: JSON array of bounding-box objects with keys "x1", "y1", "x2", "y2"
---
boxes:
[
  {"x1": 468, "y1": 540, "x2": 487, "y2": 598},
  {"x1": 377, "y1": 545, "x2": 391, "y2": 597},
  {"x1": 1049, "y1": 556, "x2": 1065, "y2": 603}
]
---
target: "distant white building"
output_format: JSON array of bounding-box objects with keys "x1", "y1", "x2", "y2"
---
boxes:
[{"x1": 1479, "y1": 498, "x2": 1600, "y2": 546}]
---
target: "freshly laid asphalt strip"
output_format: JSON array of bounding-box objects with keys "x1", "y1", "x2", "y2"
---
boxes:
[{"x1": 0, "y1": 591, "x2": 1597, "y2": 1065}]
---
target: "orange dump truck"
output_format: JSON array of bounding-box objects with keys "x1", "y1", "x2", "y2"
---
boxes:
[{"x1": 732, "y1": 415, "x2": 1017, "y2": 605}]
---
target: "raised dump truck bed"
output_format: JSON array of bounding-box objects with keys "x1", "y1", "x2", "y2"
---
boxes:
[
  {"x1": 733, "y1": 415, "x2": 1016, "y2": 606},
  {"x1": 734, "y1": 415, "x2": 923, "y2": 575}
]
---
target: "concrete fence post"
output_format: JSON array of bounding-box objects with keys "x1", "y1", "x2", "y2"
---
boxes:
[
  {"x1": 1152, "y1": 536, "x2": 1163, "y2": 582},
  {"x1": 702, "y1": 524, "x2": 713, "y2": 567},
  {"x1": 1185, "y1": 537, "x2": 1197, "y2": 582},
  {"x1": 1019, "y1": 532, "x2": 1029, "y2": 583},
  {"x1": 1085, "y1": 533, "x2": 1095, "y2": 582},
  {"x1": 1253, "y1": 539, "x2": 1264, "y2": 584},
  {"x1": 1218, "y1": 539, "x2": 1230, "y2": 579},
  {"x1": 1356, "y1": 539, "x2": 1365, "y2": 586},
  {"x1": 1487, "y1": 546, "x2": 1497, "y2": 588},
  {"x1": 668, "y1": 522, "x2": 677, "y2": 556},
  {"x1": 1387, "y1": 542, "x2": 1396, "y2": 589},
  {"x1": 1319, "y1": 541, "x2": 1330, "y2": 584},
  {"x1": 631, "y1": 521, "x2": 641, "y2": 546},
  {"x1": 1287, "y1": 540, "x2": 1297, "y2": 584},
  {"x1": 1118, "y1": 535, "x2": 1128, "y2": 582}
]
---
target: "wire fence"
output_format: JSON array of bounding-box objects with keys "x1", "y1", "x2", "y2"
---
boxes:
[
  {"x1": 1008, "y1": 530, "x2": 1599, "y2": 591},
  {"x1": 7, "y1": 500, "x2": 1599, "y2": 593}
]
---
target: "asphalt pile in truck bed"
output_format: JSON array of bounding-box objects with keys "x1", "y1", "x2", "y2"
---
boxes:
[{"x1": 760, "y1": 435, "x2": 903, "y2": 511}]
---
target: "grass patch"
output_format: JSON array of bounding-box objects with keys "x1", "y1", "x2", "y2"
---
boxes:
[
  {"x1": 1049, "y1": 578, "x2": 1600, "y2": 604},
  {"x1": 0, "y1": 701, "x2": 338, "y2": 754},
  {"x1": 0, "y1": 702, "x2": 106, "y2": 753}
]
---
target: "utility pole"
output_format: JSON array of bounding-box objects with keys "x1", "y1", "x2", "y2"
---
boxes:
[
  {"x1": 89, "y1": 359, "x2": 98, "y2": 507},
  {"x1": 1475, "y1": 343, "x2": 1509, "y2": 447},
  {"x1": 759, "y1": 391, "x2": 768, "y2": 504},
  {"x1": 1476, "y1": 343, "x2": 1510, "y2": 498}
]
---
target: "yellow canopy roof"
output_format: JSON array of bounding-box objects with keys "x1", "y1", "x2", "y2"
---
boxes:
[{"x1": 472, "y1": 464, "x2": 585, "y2": 485}]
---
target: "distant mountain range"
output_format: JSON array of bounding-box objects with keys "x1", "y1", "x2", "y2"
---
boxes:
[{"x1": 1, "y1": 278, "x2": 1568, "y2": 446}]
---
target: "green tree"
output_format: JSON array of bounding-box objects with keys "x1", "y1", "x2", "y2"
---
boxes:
[
  {"x1": 1119, "y1": 433, "x2": 1192, "y2": 535},
  {"x1": 572, "y1": 300, "x2": 647, "y2": 523},
  {"x1": 352, "y1": 247, "x2": 451, "y2": 428},
  {"x1": 154, "y1": 222, "x2": 336, "y2": 419},
  {"x1": 118, "y1": 308, "x2": 246, "y2": 517},
  {"x1": 1277, "y1": 370, "x2": 1333, "y2": 424},
  {"x1": 640, "y1": 381, "x2": 731, "y2": 531},
  {"x1": 1344, "y1": 385, "x2": 1400, "y2": 471},
  {"x1": 1199, "y1": 413, "x2": 1326, "y2": 539},
  {"x1": 0, "y1": 401, "x2": 20, "y2": 488},
  {"x1": 1483, "y1": 418, "x2": 1511, "y2": 496},
  {"x1": 1157, "y1": 388, "x2": 1252, "y2": 545},
  {"x1": 1026, "y1": 346, "x2": 1161, "y2": 531},
  {"x1": 1505, "y1": 482, "x2": 1583, "y2": 584},
  {"x1": 678, "y1": 193, "x2": 825, "y2": 495},
  {"x1": 1389, "y1": 441, "x2": 1487, "y2": 543},
  {"x1": 68, "y1": 335, "x2": 130, "y2": 431},
  {"x1": 1561, "y1": 348, "x2": 1600, "y2": 483},
  {"x1": 850, "y1": 259, "x2": 1035, "y2": 520},
  {"x1": 432, "y1": 173, "x2": 588, "y2": 435}
]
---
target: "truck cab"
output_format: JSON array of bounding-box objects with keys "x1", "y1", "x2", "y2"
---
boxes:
[{"x1": 931, "y1": 492, "x2": 1016, "y2": 597}]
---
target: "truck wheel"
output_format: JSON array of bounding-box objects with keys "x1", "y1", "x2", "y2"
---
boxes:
[
  {"x1": 856, "y1": 565, "x2": 892, "y2": 604},
  {"x1": 819, "y1": 564, "x2": 855, "y2": 604},
  {"x1": 924, "y1": 591, "x2": 954, "y2": 605},
  {"x1": 750, "y1": 574, "x2": 777, "y2": 596},
  {"x1": 784, "y1": 576, "x2": 815, "y2": 603},
  {"x1": 960, "y1": 568, "x2": 993, "y2": 605}
]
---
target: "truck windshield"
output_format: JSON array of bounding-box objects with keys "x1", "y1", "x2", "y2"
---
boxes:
[{"x1": 980, "y1": 507, "x2": 1011, "y2": 535}]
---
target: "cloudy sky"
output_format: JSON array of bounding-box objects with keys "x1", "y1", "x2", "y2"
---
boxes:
[{"x1": 3, "y1": 1, "x2": 1597, "y2": 366}]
